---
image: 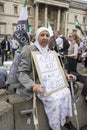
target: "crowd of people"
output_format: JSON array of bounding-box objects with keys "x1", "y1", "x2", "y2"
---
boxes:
[
  {"x1": 0, "y1": 35, "x2": 19, "y2": 65},
  {"x1": 0, "y1": 27, "x2": 87, "y2": 130}
]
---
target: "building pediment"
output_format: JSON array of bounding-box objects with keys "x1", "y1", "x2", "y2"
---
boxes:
[
  {"x1": 34, "y1": 0, "x2": 70, "y2": 8},
  {"x1": 70, "y1": 0, "x2": 87, "y2": 11}
]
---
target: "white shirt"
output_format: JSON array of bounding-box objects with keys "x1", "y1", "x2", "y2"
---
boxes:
[
  {"x1": 56, "y1": 37, "x2": 63, "y2": 50},
  {"x1": 11, "y1": 39, "x2": 19, "y2": 49}
]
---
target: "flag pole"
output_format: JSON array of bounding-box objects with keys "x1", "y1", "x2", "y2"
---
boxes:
[{"x1": 29, "y1": 44, "x2": 39, "y2": 130}]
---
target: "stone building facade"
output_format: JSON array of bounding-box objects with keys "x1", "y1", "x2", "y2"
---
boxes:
[{"x1": 0, "y1": 0, "x2": 87, "y2": 38}]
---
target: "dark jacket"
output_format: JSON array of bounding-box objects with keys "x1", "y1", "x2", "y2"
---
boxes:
[{"x1": 1, "y1": 39, "x2": 10, "y2": 51}]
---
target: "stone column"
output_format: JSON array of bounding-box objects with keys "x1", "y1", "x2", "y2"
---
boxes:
[
  {"x1": 57, "y1": 8, "x2": 61, "y2": 31},
  {"x1": 45, "y1": 5, "x2": 48, "y2": 27},
  {"x1": 35, "y1": 3, "x2": 39, "y2": 32},
  {"x1": 65, "y1": 11, "x2": 68, "y2": 37},
  {"x1": 61, "y1": 10, "x2": 65, "y2": 35}
]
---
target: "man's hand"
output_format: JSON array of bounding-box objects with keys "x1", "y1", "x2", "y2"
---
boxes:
[
  {"x1": 66, "y1": 74, "x2": 77, "y2": 80},
  {"x1": 32, "y1": 84, "x2": 43, "y2": 95}
]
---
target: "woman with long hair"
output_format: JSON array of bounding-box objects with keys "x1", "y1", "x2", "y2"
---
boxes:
[{"x1": 67, "y1": 32, "x2": 80, "y2": 73}]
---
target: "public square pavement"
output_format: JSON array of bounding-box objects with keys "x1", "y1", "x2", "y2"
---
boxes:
[{"x1": 0, "y1": 55, "x2": 13, "y2": 66}]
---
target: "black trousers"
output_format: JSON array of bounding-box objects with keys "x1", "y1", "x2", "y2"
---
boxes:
[
  {"x1": 85, "y1": 57, "x2": 87, "y2": 67},
  {"x1": 67, "y1": 58, "x2": 77, "y2": 74}
]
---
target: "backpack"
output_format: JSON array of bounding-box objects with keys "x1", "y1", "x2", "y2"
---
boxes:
[{"x1": 60, "y1": 37, "x2": 70, "y2": 53}]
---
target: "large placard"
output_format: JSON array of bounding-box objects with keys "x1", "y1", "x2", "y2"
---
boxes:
[{"x1": 31, "y1": 51, "x2": 68, "y2": 96}]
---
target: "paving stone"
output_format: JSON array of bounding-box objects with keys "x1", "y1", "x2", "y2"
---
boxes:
[{"x1": 0, "y1": 101, "x2": 14, "y2": 130}]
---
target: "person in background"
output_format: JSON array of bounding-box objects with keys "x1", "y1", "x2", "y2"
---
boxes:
[
  {"x1": 7, "y1": 35, "x2": 12, "y2": 59},
  {"x1": 77, "y1": 38, "x2": 84, "y2": 62},
  {"x1": 54, "y1": 30, "x2": 63, "y2": 52},
  {"x1": 48, "y1": 31, "x2": 58, "y2": 52},
  {"x1": 67, "y1": 32, "x2": 80, "y2": 73},
  {"x1": 11, "y1": 36, "x2": 19, "y2": 58},
  {"x1": 81, "y1": 48, "x2": 87, "y2": 68},
  {"x1": 67, "y1": 33, "x2": 87, "y2": 102},
  {"x1": 1, "y1": 35, "x2": 10, "y2": 65},
  {"x1": 16, "y1": 27, "x2": 77, "y2": 130},
  {"x1": 54, "y1": 31, "x2": 70, "y2": 69}
]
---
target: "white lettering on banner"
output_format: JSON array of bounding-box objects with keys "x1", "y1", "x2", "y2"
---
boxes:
[
  {"x1": 14, "y1": 33, "x2": 29, "y2": 45},
  {"x1": 21, "y1": 36, "x2": 27, "y2": 42},
  {"x1": 32, "y1": 51, "x2": 68, "y2": 96},
  {"x1": 16, "y1": 24, "x2": 26, "y2": 31},
  {"x1": 36, "y1": 54, "x2": 57, "y2": 73}
]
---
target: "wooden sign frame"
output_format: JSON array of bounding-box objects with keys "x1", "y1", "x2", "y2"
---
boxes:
[{"x1": 31, "y1": 50, "x2": 68, "y2": 96}]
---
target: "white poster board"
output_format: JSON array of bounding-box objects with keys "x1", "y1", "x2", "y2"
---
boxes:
[{"x1": 31, "y1": 51, "x2": 68, "y2": 96}]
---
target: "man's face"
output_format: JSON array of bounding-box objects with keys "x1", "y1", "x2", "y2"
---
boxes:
[
  {"x1": 54, "y1": 32, "x2": 59, "y2": 38},
  {"x1": 38, "y1": 31, "x2": 50, "y2": 47}
]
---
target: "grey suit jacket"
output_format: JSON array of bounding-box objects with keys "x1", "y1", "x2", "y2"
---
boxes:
[{"x1": 17, "y1": 45, "x2": 39, "y2": 92}]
